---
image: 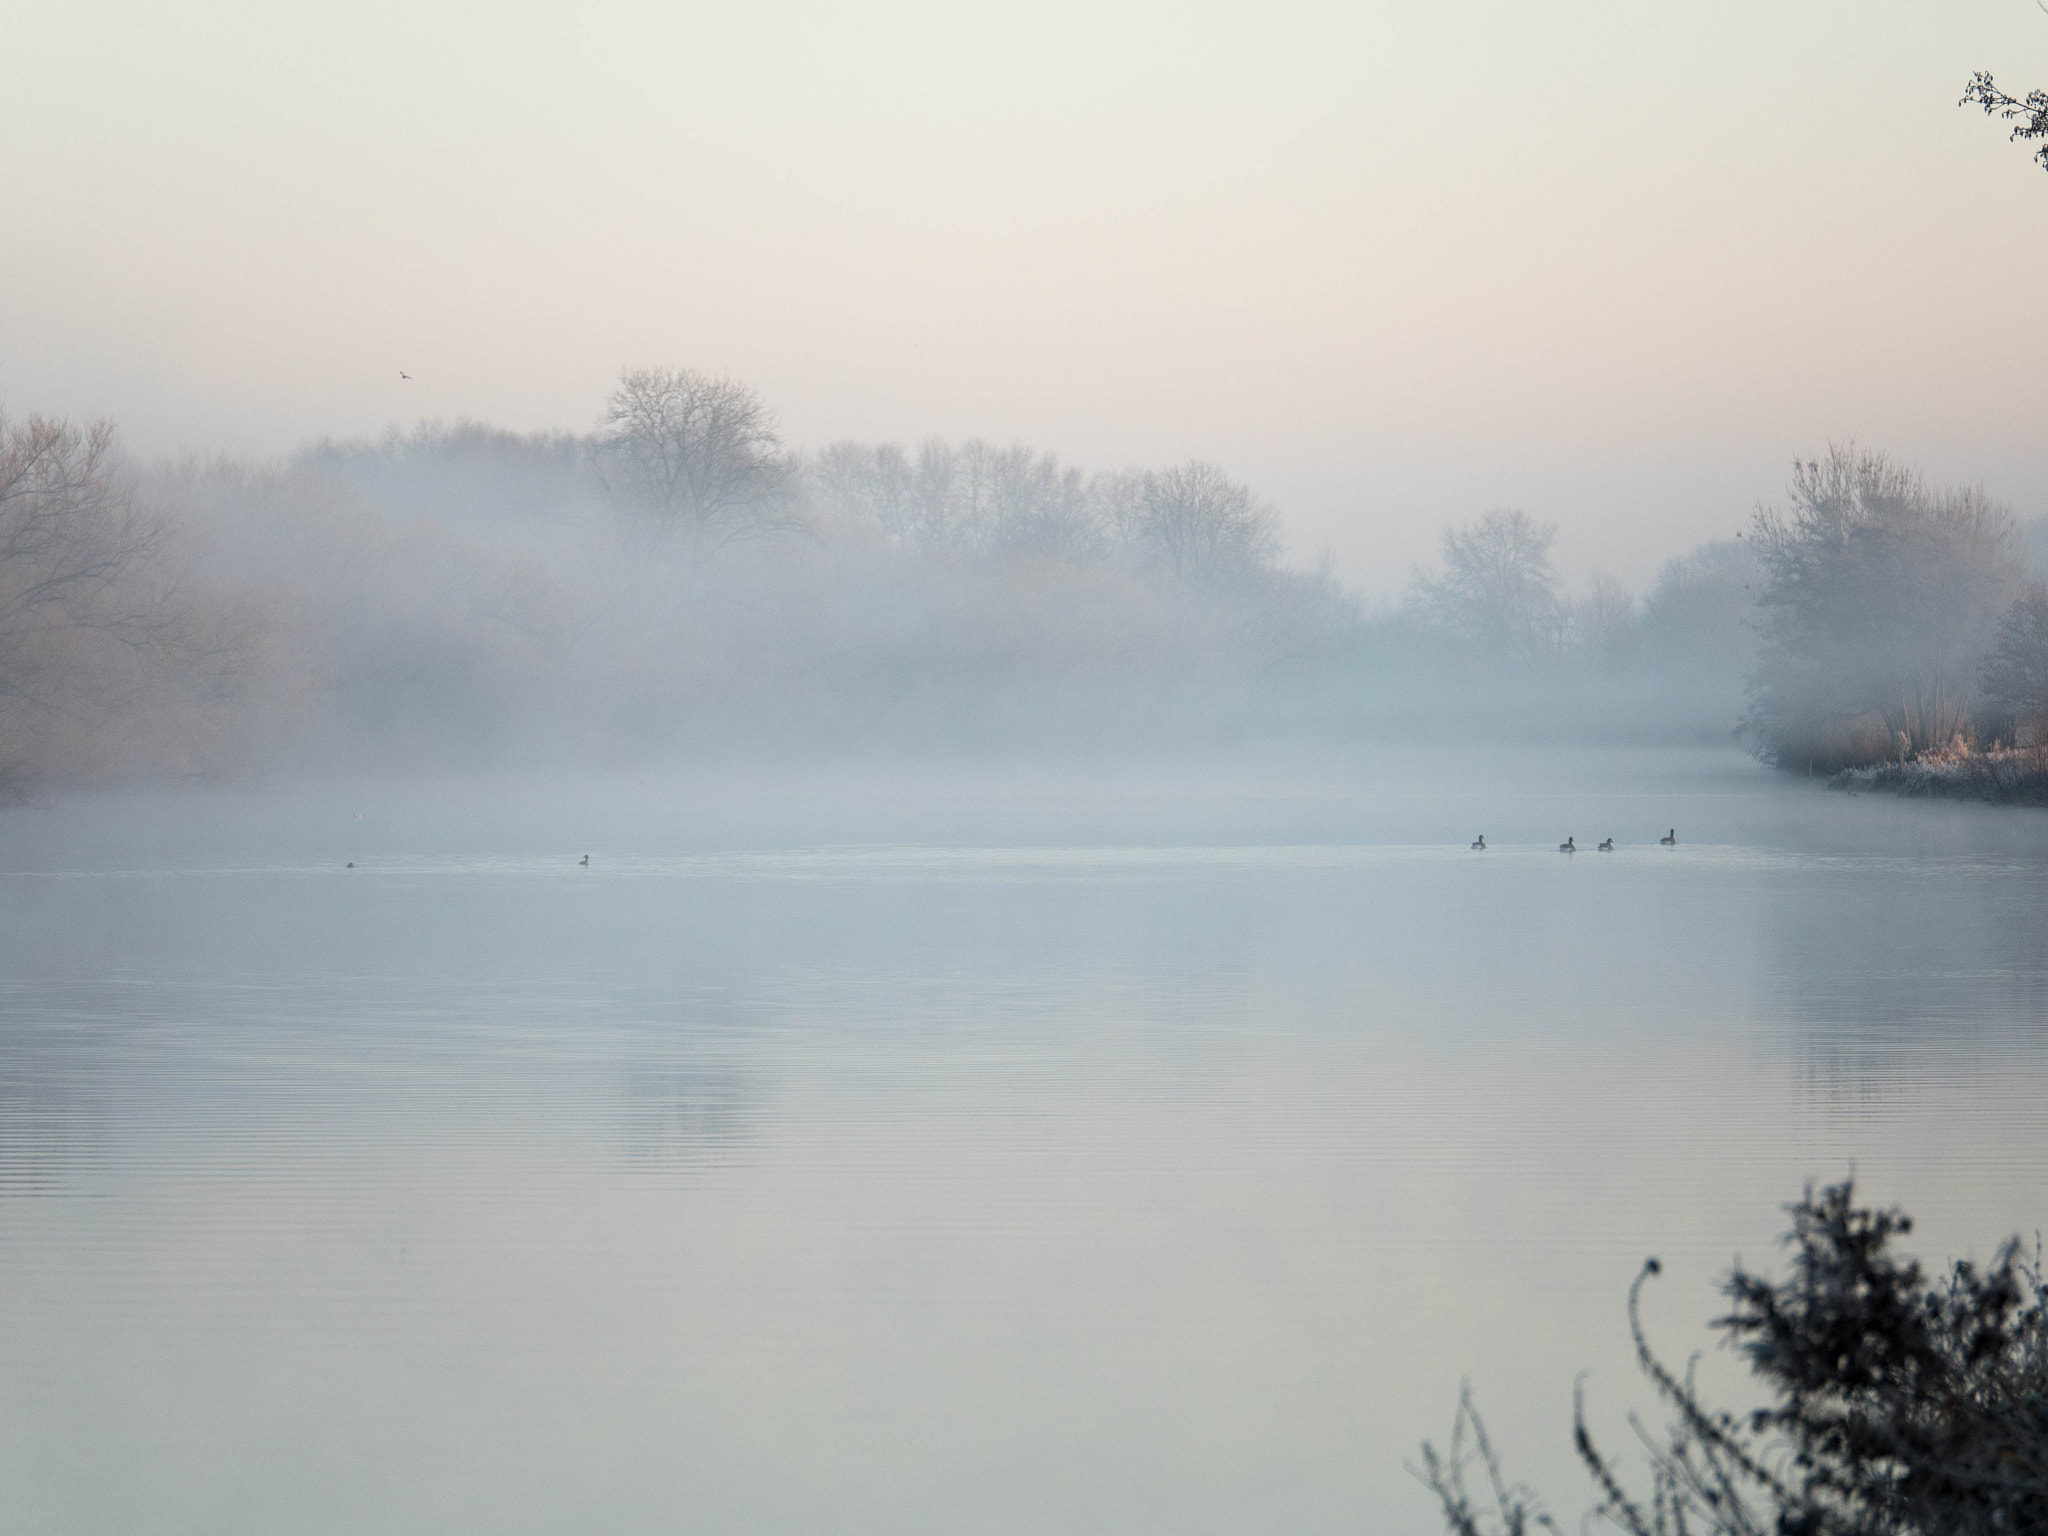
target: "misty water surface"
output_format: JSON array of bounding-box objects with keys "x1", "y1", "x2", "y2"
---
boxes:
[{"x1": 2, "y1": 747, "x2": 2045, "y2": 1535}]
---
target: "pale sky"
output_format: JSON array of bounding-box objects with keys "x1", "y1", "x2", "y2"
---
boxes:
[{"x1": 4, "y1": 0, "x2": 2045, "y2": 593}]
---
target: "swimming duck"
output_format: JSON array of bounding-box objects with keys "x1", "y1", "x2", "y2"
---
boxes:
[
  {"x1": 1559, "y1": 836, "x2": 1576, "y2": 853},
  {"x1": 1659, "y1": 829, "x2": 1676, "y2": 845},
  {"x1": 579, "y1": 854, "x2": 590, "y2": 867},
  {"x1": 1471, "y1": 834, "x2": 1486, "y2": 850},
  {"x1": 1598, "y1": 838, "x2": 1614, "y2": 851}
]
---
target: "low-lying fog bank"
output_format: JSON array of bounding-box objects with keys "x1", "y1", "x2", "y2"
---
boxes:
[
  {"x1": 2, "y1": 741, "x2": 1987, "y2": 878},
  {"x1": 6, "y1": 372, "x2": 2045, "y2": 803}
]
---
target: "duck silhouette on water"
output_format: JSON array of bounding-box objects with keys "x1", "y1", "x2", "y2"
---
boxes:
[
  {"x1": 579, "y1": 854, "x2": 590, "y2": 867},
  {"x1": 1659, "y1": 829, "x2": 1677, "y2": 845},
  {"x1": 1470, "y1": 834, "x2": 1486, "y2": 850},
  {"x1": 1598, "y1": 838, "x2": 1614, "y2": 851},
  {"x1": 1559, "y1": 836, "x2": 1576, "y2": 853}
]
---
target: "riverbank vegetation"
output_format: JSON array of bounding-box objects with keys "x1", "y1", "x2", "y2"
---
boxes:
[
  {"x1": 1, "y1": 373, "x2": 2042, "y2": 796},
  {"x1": 1831, "y1": 743, "x2": 2048, "y2": 805},
  {"x1": 1736, "y1": 445, "x2": 2048, "y2": 798},
  {"x1": 1744, "y1": 446, "x2": 2030, "y2": 774},
  {"x1": 1421, "y1": 1181, "x2": 2048, "y2": 1536}
]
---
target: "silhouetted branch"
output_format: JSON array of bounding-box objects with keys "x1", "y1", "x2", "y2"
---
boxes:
[
  {"x1": 1962, "y1": 71, "x2": 2048, "y2": 173},
  {"x1": 1414, "y1": 1385, "x2": 1556, "y2": 1536}
]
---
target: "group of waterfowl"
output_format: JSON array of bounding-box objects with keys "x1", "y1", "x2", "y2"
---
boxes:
[{"x1": 1469, "y1": 830, "x2": 1677, "y2": 852}]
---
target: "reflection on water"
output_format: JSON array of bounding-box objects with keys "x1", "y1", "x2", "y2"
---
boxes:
[
  {"x1": 0, "y1": 1000, "x2": 106, "y2": 1198},
  {"x1": 0, "y1": 749, "x2": 2045, "y2": 1535},
  {"x1": 619, "y1": 1062, "x2": 755, "y2": 1177}
]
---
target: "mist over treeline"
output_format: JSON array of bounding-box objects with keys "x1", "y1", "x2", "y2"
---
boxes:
[{"x1": 2, "y1": 367, "x2": 2042, "y2": 795}]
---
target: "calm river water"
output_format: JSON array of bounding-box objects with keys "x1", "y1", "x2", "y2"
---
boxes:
[{"x1": 2, "y1": 748, "x2": 2044, "y2": 1534}]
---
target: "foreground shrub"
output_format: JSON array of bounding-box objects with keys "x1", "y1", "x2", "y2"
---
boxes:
[{"x1": 1420, "y1": 1181, "x2": 2048, "y2": 1535}]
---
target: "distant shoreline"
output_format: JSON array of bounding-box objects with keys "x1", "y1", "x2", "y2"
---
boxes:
[{"x1": 1829, "y1": 746, "x2": 2048, "y2": 805}]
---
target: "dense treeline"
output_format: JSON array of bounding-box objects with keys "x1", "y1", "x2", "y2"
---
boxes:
[{"x1": 0, "y1": 371, "x2": 2040, "y2": 794}]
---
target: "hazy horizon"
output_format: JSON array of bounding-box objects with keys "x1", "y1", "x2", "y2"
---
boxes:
[{"x1": 7, "y1": 0, "x2": 2047, "y2": 594}]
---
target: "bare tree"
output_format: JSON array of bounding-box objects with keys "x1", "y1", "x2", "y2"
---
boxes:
[
  {"x1": 811, "y1": 438, "x2": 1103, "y2": 564},
  {"x1": 812, "y1": 440, "x2": 922, "y2": 548},
  {"x1": 1120, "y1": 460, "x2": 1281, "y2": 585},
  {"x1": 954, "y1": 440, "x2": 1100, "y2": 564},
  {"x1": 0, "y1": 413, "x2": 194, "y2": 793},
  {"x1": 1423, "y1": 509, "x2": 1563, "y2": 664},
  {"x1": 592, "y1": 367, "x2": 800, "y2": 545},
  {"x1": 1089, "y1": 468, "x2": 1151, "y2": 551}
]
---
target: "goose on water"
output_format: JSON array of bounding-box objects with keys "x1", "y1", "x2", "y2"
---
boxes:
[
  {"x1": 1559, "y1": 836, "x2": 1576, "y2": 853},
  {"x1": 1659, "y1": 828, "x2": 1676, "y2": 845},
  {"x1": 579, "y1": 854, "x2": 590, "y2": 866},
  {"x1": 1598, "y1": 838, "x2": 1614, "y2": 851},
  {"x1": 1471, "y1": 834, "x2": 1486, "y2": 850}
]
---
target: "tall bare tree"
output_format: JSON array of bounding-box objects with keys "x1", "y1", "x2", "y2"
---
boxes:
[
  {"x1": 1121, "y1": 461, "x2": 1280, "y2": 585},
  {"x1": 953, "y1": 441, "x2": 1099, "y2": 564},
  {"x1": 811, "y1": 438, "x2": 1103, "y2": 564},
  {"x1": 811, "y1": 440, "x2": 923, "y2": 547},
  {"x1": 592, "y1": 367, "x2": 800, "y2": 545},
  {"x1": 1423, "y1": 509, "x2": 1563, "y2": 664},
  {"x1": 0, "y1": 414, "x2": 187, "y2": 791}
]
